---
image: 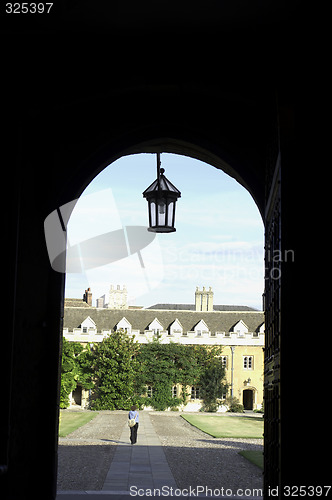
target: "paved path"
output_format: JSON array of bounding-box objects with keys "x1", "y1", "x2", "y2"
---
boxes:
[
  {"x1": 57, "y1": 412, "x2": 177, "y2": 499},
  {"x1": 102, "y1": 411, "x2": 177, "y2": 492},
  {"x1": 56, "y1": 411, "x2": 262, "y2": 499}
]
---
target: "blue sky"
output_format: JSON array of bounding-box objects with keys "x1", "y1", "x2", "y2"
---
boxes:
[{"x1": 65, "y1": 153, "x2": 264, "y2": 310}]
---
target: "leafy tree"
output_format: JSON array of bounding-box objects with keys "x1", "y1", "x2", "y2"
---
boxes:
[
  {"x1": 199, "y1": 357, "x2": 227, "y2": 412},
  {"x1": 84, "y1": 330, "x2": 140, "y2": 410},
  {"x1": 135, "y1": 339, "x2": 226, "y2": 411},
  {"x1": 61, "y1": 334, "x2": 227, "y2": 412},
  {"x1": 60, "y1": 338, "x2": 93, "y2": 408}
]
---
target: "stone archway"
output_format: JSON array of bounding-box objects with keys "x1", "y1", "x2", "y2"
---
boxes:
[{"x1": 4, "y1": 61, "x2": 309, "y2": 499}]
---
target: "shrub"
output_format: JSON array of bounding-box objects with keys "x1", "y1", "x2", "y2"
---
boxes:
[{"x1": 225, "y1": 396, "x2": 244, "y2": 413}]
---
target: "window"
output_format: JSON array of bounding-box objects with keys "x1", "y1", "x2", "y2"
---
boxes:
[
  {"x1": 147, "y1": 386, "x2": 153, "y2": 398},
  {"x1": 191, "y1": 386, "x2": 200, "y2": 400},
  {"x1": 210, "y1": 331, "x2": 216, "y2": 337},
  {"x1": 196, "y1": 330, "x2": 202, "y2": 337},
  {"x1": 82, "y1": 327, "x2": 87, "y2": 333},
  {"x1": 243, "y1": 356, "x2": 253, "y2": 369}
]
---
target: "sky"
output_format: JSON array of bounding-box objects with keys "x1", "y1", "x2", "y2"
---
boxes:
[{"x1": 64, "y1": 153, "x2": 264, "y2": 310}]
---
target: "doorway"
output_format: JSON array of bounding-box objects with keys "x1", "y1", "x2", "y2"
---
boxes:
[
  {"x1": 71, "y1": 385, "x2": 82, "y2": 406},
  {"x1": 243, "y1": 389, "x2": 254, "y2": 410}
]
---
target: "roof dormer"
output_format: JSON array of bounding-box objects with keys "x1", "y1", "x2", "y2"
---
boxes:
[
  {"x1": 232, "y1": 319, "x2": 248, "y2": 337},
  {"x1": 80, "y1": 316, "x2": 96, "y2": 333},
  {"x1": 148, "y1": 318, "x2": 164, "y2": 334},
  {"x1": 116, "y1": 317, "x2": 132, "y2": 334},
  {"x1": 169, "y1": 318, "x2": 183, "y2": 336},
  {"x1": 193, "y1": 319, "x2": 209, "y2": 337},
  {"x1": 81, "y1": 316, "x2": 96, "y2": 328}
]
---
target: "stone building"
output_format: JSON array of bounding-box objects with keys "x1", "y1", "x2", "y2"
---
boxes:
[{"x1": 63, "y1": 286, "x2": 264, "y2": 411}]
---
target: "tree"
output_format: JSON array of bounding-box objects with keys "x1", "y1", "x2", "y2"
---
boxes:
[
  {"x1": 199, "y1": 357, "x2": 227, "y2": 412},
  {"x1": 61, "y1": 334, "x2": 227, "y2": 412},
  {"x1": 85, "y1": 330, "x2": 140, "y2": 410},
  {"x1": 135, "y1": 339, "x2": 226, "y2": 411},
  {"x1": 60, "y1": 338, "x2": 93, "y2": 408}
]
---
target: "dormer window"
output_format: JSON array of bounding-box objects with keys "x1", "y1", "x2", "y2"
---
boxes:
[
  {"x1": 115, "y1": 317, "x2": 132, "y2": 334},
  {"x1": 193, "y1": 319, "x2": 209, "y2": 337},
  {"x1": 169, "y1": 318, "x2": 183, "y2": 336},
  {"x1": 232, "y1": 320, "x2": 249, "y2": 337},
  {"x1": 148, "y1": 318, "x2": 164, "y2": 335},
  {"x1": 80, "y1": 316, "x2": 96, "y2": 334}
]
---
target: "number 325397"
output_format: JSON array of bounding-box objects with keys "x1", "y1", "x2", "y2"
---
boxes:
[{"x1": 5, "y1": 3, "x2": 53, "y2": 14}]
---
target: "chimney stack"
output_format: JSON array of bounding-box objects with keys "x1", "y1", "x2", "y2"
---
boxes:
[
  {"x1": 195, "y1": 286, "x2": 214, "y2": 311},
  {"x1": 83, "y1": 287, "x2": 92, "y2": 306}
]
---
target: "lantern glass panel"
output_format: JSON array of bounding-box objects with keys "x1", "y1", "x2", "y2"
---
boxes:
[
  {"x1": 158, "y1": 199, "x2": 166, "y2": 226},
  {"x1": 150, "y1": 201, "x2": 156, "y2": 227},
  {"x1": 167, "y1": 201, "x2": 174, "y2": 227}
]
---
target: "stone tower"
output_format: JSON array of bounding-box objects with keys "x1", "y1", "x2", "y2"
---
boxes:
[
  {"x1": 108, "y1": 284, "x2": 128, "y2": 309},
  {"x1": 195, "y1": 286, "x2": 214, "y2": 311}
]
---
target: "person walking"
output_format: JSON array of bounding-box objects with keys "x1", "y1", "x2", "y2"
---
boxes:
[{"x1": 128, "y1": 405, "x2": 139, "y2": 444}]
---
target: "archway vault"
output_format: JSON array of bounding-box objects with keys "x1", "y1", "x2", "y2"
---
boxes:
[
  {"x1": 50, "y1": 81, "x2": 271, "y2": 219},
  {"x1": 59, "y1": 133, "x2": 266, "y2": 223},
  {"x1": 5, "y1": 76, "x2": 281, "y2": 500}
]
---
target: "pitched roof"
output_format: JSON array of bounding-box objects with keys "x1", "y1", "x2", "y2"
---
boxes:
[
  {"x1": 64, "y1": 306, "x2": 264, "y2": 334},
  {"x1": 146, "y1": 303, "x2": 258, "y2": 311},
  {"x1": 65, "y1": 298, "x2": 91, "y2": 308}
]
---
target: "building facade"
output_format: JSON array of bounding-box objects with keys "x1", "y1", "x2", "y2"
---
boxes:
[{"x1": 63, "y1": 286, "x2": 264, "y2": 411}]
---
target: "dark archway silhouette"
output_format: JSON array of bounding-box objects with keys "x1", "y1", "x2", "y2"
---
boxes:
[{"x1": 3, "y1": 7, "x2": 326, "y2": 498}]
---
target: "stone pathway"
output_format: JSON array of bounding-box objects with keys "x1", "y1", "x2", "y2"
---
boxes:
[
  {"x1": 102, "y1": 411, "x2": 177, "y2": 492},
  {"x1": 57, "y1": 411, "x2": 263, "y2": 499}
]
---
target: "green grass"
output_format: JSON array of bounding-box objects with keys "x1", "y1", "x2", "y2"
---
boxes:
[
  {"x1": 181, "y1": 414, "x2": 263, "y2": 439},
  {"x1": 59, "y1": 411, "x2": 98, "y2": 437},
  {"x1": 239, "y1": 450, "x2": 263, "y2": 469}
]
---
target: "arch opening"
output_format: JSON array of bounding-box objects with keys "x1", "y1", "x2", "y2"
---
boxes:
[{"x1": 63, "y1": 152, "x2": 264, "y2": 311}]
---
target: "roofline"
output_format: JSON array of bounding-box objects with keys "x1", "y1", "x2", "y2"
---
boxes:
[{"x1": 142, "y1": 308, "x2": 263, "y2": 314}]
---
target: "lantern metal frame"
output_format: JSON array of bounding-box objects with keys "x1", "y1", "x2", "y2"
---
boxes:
[{"x1": 142, "y1": 153, "x2": 181, "y2": 233}]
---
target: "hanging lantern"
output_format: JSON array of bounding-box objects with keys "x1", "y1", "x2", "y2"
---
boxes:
[{"x1": 143, "y1": 154, "x2": 181, "y2": 233}]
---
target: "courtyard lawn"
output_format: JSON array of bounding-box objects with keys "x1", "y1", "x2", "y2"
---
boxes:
[
  {"x1": 181, "y1": 414, "x2": 263, "y2": 439},
  {"x1": 59, "y1": 410, "x2": 98, "y2": 437},
  {"x1": 239, "y1": 450, "x2": 264, "y2": 469}
]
